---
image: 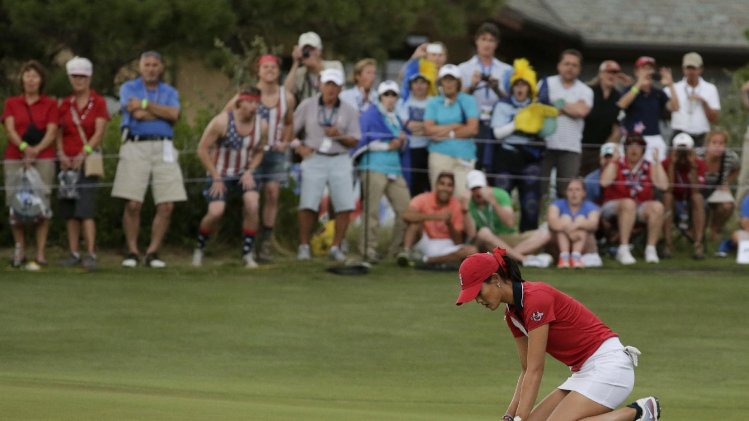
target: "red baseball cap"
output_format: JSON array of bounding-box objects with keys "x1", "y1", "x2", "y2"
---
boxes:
[
  {"x1": 455, "y1": 251, "x2": 504, "y2": 305},
  {"x1": 635, "y1": 56, "x2": 656, "y2": 68}
]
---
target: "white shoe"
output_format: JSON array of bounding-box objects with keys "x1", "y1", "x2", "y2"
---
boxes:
[
  {"x1": 645, "y1": 245, "x2": 659, "y2": 264},
  {"x1": 536, "y1": 253, "x2": 553, "y2": 268},
  {"x1": 243, "y1": 253, "x2": 258, "y2": 268},
  {"x1": 24, "y1": 261, "x2": 41, "y2": 271},
  {"x1": 616, "y1": 245, "x2": 636, "y2": 265},
  {"x1": 523, "y1": 255, "x2": 543, "y2": 268},
  {"x1": 329, "y1": 246, "x2": 346, "y2": 262},
  {"x1": 145, "y1": 253, "x2": 166, "y2": 268},
  {"x1": 581, "y1": 253, "x2": 603, "y2": 268},
  {"x1": 633, "y1": 396, "x2": 660, "y2": 421},
  {"x1": 297, "y1": 244, "x2": 311, "y2": 260},
  {"x1": 192, "y1": 248, "x2": 204, "y2": 267}
]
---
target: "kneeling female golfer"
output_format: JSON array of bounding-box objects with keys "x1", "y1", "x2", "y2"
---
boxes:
[{"x1": 455, "y1": 247, "x2": 660, "y2": 421}]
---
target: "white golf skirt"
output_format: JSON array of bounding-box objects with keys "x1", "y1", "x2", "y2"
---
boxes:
[{"x1": 558, "y1": 337, "x2": 636, "y2": 409}]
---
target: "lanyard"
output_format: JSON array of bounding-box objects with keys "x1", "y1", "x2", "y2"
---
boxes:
[
  {"x1": 478, "y1": 58, "x2": 493, "y2": 99},
  {"x1": 318, "y1": 104, "x2": 338, "y2": 127},
  {"x1": 69, "y1": 95, "x2": 94, "y2": 124}
]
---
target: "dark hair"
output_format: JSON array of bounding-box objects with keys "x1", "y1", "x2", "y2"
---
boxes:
[
  {"x1": 559, "y1": 49, "x2": 583, "y2": 63},
  {"x1": 481, "y1": 255, "x2": 524, "y2": 284},
  {"x1": 19, "y1": 60, "x2": 46, "y2": 94},
  {"x1": 436, "y1": 171, "x2": 455, "y2": 185},
  {"x1": 475, "y1": 22, "x2": 500, "y2": 42},
  {"x1": 239, "y1": 87, "x2": 261, "y2": 97}
]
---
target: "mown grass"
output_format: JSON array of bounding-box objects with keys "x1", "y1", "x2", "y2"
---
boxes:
[{"x1": 0, "y1": 254, "x2": 748, "y2": 420}]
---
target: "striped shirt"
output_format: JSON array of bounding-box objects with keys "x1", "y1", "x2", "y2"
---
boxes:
[
  {"x1": 257, "y1": 87, "x2": 288, "y2": 148},
  {"x1": 213, "y1": 111, "x2": 260, "y2": 178}
]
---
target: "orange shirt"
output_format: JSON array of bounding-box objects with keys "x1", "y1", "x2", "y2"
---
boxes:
[{"x1": 409, "y1": 192, "x2": 464, "y2": 239}]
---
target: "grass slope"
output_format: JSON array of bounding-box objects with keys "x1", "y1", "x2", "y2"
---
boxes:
[{"x1": 1, "y1": 257, "x2": 748, "y2": 420}]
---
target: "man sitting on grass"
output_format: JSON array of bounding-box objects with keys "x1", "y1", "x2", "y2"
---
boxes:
[
  {"x1": 397, "y1": 171, "x2": 477, "y2": 268},
  {"x1": 716, "y1": 194, "x2": 749, "y2": 257}
]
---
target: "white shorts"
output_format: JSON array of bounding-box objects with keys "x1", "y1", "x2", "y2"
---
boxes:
[
  {"x1": 415, "y1": 234, "x2": 462, "y2": 258},
  {"x1": 601, "y1": 199, "x2": 652, "y2": 223},
  {"x1": 558, "y1": 337, "x2": 635, "y2": 409}
]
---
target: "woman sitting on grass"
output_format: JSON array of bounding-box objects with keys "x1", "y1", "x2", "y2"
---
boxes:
[{"x1": 547, "y1": 178, "x2": 600, "y2": 268}]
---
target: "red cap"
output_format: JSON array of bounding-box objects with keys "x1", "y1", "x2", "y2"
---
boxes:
[
  {"x1": 238, "y1": 93, "x2": 261, "y2": 103},
  {"x1": 455, "y1": 248, "x2": 508, "y2": 305},
  {"x1": 634, "y1": 56, "x2": 656, "y2": 68}
]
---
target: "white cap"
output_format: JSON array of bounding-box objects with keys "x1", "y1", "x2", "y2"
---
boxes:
[
  {"x1": 438, "y1": 64, "x2": 461, "y2": 80},
  {"x1": 673, "y1": 133, "x2": 694, "y2": 149},
  {"x1": 600, "y1": 142, "x2": 618, "y2": 157},
  {"x1": 466, "y1": 170, "x2": 488, "y2": 190},
  {"x1": 298, "y1": 31, "x2": 322, "y2": 49},
  {"x1": 320, "y1": 68, "x2": 344, "y2": 86},
  {"x1": 377, "y1": 80, "x2": 400, "y2": 96},
  {"x1": 66, "y1": 56, "x2": 93, "y2": 77},
  {"x1": 682, "y1": 52, "x2": 703, "y2": 68}
]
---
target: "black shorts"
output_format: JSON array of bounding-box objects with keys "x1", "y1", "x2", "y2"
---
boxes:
[{"x1": 59, "y1": 174, "x2": 98, "y2": 220}]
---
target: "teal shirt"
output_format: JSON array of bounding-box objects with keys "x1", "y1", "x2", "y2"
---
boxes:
[{"x1": 424, "y1": 92, "x2": 479, "y2": 161}]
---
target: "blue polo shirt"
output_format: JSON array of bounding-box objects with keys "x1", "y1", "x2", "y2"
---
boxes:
[
  {"x1": 119, "y1": 77, "x2": 180, "y2": 137},
  {"x1": 621, "y1": 86, "x2": 668, "y2": 136},
  {"x1": 552, "y1": 199, "x2": 599, "y2": 219},
  {"x1": 424, "y1": 92, "x2": 479, "y2": 161},
  {"x1": 741, "y1": 195, "x2": 749, "y2": 218}
]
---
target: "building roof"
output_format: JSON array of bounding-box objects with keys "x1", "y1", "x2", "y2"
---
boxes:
[{"x1": 504, "y1": 0, "x2": 749, "y2": 52}]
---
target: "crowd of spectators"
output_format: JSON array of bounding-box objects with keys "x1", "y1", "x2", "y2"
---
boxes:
[{"x1": 3, "y1": 22, "x2": 749, "y2": 270}]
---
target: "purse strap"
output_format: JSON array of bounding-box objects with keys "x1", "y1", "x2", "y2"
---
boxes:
[
  {"x1": 69, "y1": 99, "x2": 90, "y2": 148},
  {"x1": 24, "y1": 101, "x2": 39, "y2": 128}
]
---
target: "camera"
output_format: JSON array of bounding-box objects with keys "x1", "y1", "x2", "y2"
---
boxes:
[
  {"x1": 650, "y1": 71, "x2": 661, "y2": 82},
  {"x1": 302, "y1": 45, "x2": 313, "y2": 59},
  {"x1": 480, "y1": 74, "x2": 492, "y2": 82}
]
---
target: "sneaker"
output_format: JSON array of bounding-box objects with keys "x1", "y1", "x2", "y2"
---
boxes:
[
  {"x1": 536, "y1": 253, "x2": 553, "y2": 268},
  {"x1": 616, "y1": 245, "x2": 636, "y2": 265},
  {"x1": 522, "y1": 255, "x2": 543, "y2": 268},
  {"x1": 633, "y1": 396, "x2": 661, "y2": 421},
  {"x1": 82, "y1": 254, "x2": 97, "y2": 271},
  {"x1": 257, "y1": 239, "x2": 273, "y2": 263},
  {"x1": 329, "y1": 246, "x2": 346, "y2": 262},
  {"x1": 24, "y1": 260, "x2": 41, "y2": 271},
  {"x1": 645, "y1": 245, "x2": 659, "y2": 264},
  {"x1": 715, "y1": 239, "x2": 734, "y2": 258},
  {"x1": 570, "y1": 252, "x2": 584, "y2": 269},
  {"x1": 297, "y1": 244, "x2": 311, "y2": 260},
  {"x1": 145, "y1": 253, "x2": 166, "y2": 268},
  {"x1": 192, "y1": 248, "x2": 204, "y2": 267},
  {"x1": 243, "y1": 253, "x2": 258, "y2": 268},
  {"x1": 581, "y1": 253, "x2": 603, "y2": 268},
  {"x1": 557, "y1": 254, "x2": 570, "y2": 269},
  {"x1": 122, "y1": 253, "x2": 139, "y2": 268},
  {"x1": 60, "y1": 253, "x2": 82, "y2": 267},
  {"x1": 396, "y1": 250, "x2": 413, "y2": 267},
  {"x1": 12, "y1": 243, "x2": 25, "y2": 268}
]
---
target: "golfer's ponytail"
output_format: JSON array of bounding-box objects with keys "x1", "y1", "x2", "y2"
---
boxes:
[{"x1": 491, "y1": 247, "x2": 524, "y2": 283}]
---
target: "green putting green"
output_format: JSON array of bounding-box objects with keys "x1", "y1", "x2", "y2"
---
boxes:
[{"x1": 1, "y1": 257, "x2": 747, "y2": 420}]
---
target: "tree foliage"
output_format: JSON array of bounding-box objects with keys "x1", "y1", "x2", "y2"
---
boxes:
[{"x1": 0, "y1": 0, "x2": 504, "y2": 96}]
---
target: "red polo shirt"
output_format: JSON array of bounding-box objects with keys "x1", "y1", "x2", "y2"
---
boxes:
[
  {"x1": 2, "y1": 95, "x2": 59, "y2": 160},
  {"x1": 58, "y1": 92, "x2": 110, "y2": 157},
  {"x1": 408, "y1": 192, "x2": 464, "y2": 239},
  {"x1": 504, "y1": 282, "x2": 617, "y2": 372},
  {"x1": 602, "y1": 159, "x2": 655, "y2": 204}
]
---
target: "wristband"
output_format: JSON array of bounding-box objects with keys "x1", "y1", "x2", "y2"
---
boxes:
[
  {"x1": 19, "y1": 141, "x2": 28, "y2": 151},
  {"x1": 83, "y1": 145, "x2": 94, "y2": 155},
  {"x1": 629, "y1": 86, "x2": 640, "y2": 95},
  {"x1": 449, "y1": 130, "x2": 455, "y2": 139},
  {"x1": 141, "y1": 99, "x2": 149, "y2": 110}
]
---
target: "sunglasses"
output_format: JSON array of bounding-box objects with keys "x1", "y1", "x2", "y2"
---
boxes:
[
  {"x1": 381, "y1": 91, "x2": 398, "y2": 97},
  {"x1": 604, "y1": 70, "x2": 620, "y2": 74}
]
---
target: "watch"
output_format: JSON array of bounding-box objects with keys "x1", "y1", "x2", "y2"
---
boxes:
[{"x1": 449, "y1": 130, "x2": 455, "y2": 139}]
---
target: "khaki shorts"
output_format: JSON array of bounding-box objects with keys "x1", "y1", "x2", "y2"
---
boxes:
[
  {"x1": 3, "y1": 159, "x2": 55, "y2": 209},
  {"x1": 111, "y1": 141, "x2": 187, "y2": 204}
]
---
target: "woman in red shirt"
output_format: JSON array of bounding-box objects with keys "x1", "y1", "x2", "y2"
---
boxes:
[
  {"x1": 455, "y1": 248, "x2": 660, "y2": 421},
  {"x1": 56, "y1": 57, "x2": 110, "y2": 270},
  {"x1": 2, "y1": 60, "x2": 59, "y2": 269}
]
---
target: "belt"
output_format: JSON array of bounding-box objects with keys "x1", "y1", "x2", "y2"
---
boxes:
[
  {"x1": 315, "y1": 151, "x2": 346, "y2": 157},
  {"x1": 126, "y1": 135, "x2": 172, "y2": 142}
]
